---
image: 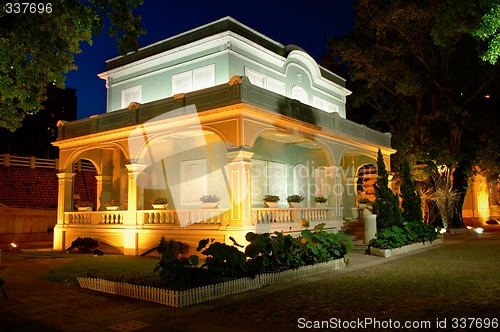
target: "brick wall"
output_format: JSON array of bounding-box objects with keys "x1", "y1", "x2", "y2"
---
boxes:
[{"x1": 0, "y1": 165, "x2": 96, "y2": 209}]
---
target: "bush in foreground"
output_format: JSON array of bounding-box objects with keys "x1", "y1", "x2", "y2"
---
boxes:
[
  {"x1": 368, "y1": 221, "x2": 440, "y2": 250},
  {"x1": 154, "y1": 223, "x2": 352, "y2": 290}
]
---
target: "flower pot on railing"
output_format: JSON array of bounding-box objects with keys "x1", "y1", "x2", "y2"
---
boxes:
[
  {"x1": 199, "y1": 194, "x2": 221, "y2": 209},
  {"x1": 289, "y1": 202, "x2": 302, "y2": 208},
  {"x1": 77, "y1": 207, "x2": 92, "y2": 212},
  {"x1": 201, "y1": 202, "x2": 219, "y2": 209},
  {"x1": 106, "y1": 206, "x2": 119, "y2": 211},
  {"x1": 152, "y1": 204, "x2": 168, "y2": 210},
  {"x1": 263, "y1": 194, "x2": 280, "y2": 208}
]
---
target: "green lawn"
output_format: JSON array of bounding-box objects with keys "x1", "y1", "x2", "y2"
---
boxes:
[{"x1": 40, "y1": 252, "x2": 159, "y2": 285}]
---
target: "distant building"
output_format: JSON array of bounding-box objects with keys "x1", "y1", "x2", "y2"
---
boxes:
[
  {"x1": 53, "y1": 17, "x2": 395, "y2": 255},
  {"x1": 0, "y1": 84, "x2": 77, "y2": 158}
]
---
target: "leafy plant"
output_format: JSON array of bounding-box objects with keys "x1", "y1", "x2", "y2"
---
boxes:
[
  {"x1": 197, "y1": 238, "x2": 250, "y2": 283},
  {"x1": 358, "y1": 197, "x2": 372, "y2": 205},
  {"x1": 154, "y1": 237, "x2": 205, "y2": 290},
  {"x1": 199, "y1": 194, "x2": 221, "y2": 203},
  {"x1": 150, "y1": 197, "x2": 168, "y2": 204},
  {"x1": 287, "y1": 194, "x2": 304, "y2": 203},
  {"x1": 263, "y1": 194, "x2": 280, "y2": 202},
  {"x1": 67, "y1": 237, "x2": 99, "y2": 253},
  {"x1": 105, "y1": 200, "x2": 120, "y2": 207},
  {"x1": 368, "y1": 222, "x2": 440, "y2": 249},
  {"x1": 314, "y1": 196, "x2": 328, "y2": 203},
  {"x1": 75, "y1": 201, "x2": 93, "y2": 208}
]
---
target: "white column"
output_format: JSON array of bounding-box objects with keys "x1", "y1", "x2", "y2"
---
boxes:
[
  {"x1": 53, "y1": 172, "x2": 75, "y2": 251},
  {"x1": 225, "y1": 148, "x2": 254, "y2": 228},
  {"x1": 123, "y1": 164, "x2": 147, "y2": 256},
  {"x1": 125, "y1": 164, "x2": 147, "y2": 221}
]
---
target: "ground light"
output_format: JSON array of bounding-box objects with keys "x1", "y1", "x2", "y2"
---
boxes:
[{"x1": 474, "y1": 227, "x2": 484, "y2": 234}]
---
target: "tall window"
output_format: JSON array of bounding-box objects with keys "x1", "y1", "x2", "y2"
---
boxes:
[
  {"x1": 251, "y1": 160, "x2": 287, "y2": 205},
  {"x1": 180, "y1": 159, "x2": 207, "y2": 205},
  {"x1": 121, "y1": 85, "x2": 141, "y2": 109}
]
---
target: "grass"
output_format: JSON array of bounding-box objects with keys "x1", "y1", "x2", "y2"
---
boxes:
[{"x1": 38, "y1": 252, "x2": 159, "y2": 285}]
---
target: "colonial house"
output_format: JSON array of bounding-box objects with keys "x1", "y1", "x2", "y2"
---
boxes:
[{"x1": 52, "y1": 17, "x2": 395, "y2": 255}]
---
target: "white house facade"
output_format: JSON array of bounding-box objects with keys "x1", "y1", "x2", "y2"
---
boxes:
[{"x1": 53, "y1": 17, "x2": 395, "y2": 255}]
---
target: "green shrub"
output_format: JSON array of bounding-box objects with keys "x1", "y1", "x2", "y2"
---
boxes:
[
  {"x1": 153, "y1": 226, "x2": 353, "y2": 290},
  {"x1": 400, "y1": 157, "x2": 423, "y2": 223},
  {"x1": 373, "y1": 149, "x2": 403, "y2": 230},
  {"x1": 67, "y1": 237, "x2": 99, "y2": 253},
  {"x1": 368, "y1": 221, "x2": 440, "y2": 249}
]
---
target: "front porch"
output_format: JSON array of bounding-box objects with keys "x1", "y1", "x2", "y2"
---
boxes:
[{"x1": 58, "y1": 205, "x2": 340, "y2": 255}]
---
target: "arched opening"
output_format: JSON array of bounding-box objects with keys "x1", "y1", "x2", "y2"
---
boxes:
[
  {"x1": 73, "y1": 159, "x2": 98, "y2": 211},
  {"x1": 356, "y1": 164, "x2": 377, "y2": 204}
]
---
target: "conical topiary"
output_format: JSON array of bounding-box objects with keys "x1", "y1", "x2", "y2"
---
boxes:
[
  {"x1": 373, "y1": 149, "x2": 403, "y2": 230},
  {"x1": 400, "y1": 156, "x2": 423, "y2": 223}
]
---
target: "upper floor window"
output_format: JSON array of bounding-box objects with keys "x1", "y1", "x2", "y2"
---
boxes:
[
  {"x1": 121, "y1": 85, "x2": 142, "y2": 109},
  {"x1": 172, "y1": 64, "x2": 215, "y2": 95},
  {"x1": 313, "y1": 96, "x2": 339, "y2": 113},
  {"x1": 245, "y1": 68, "x2": 285, "y2": 95}
]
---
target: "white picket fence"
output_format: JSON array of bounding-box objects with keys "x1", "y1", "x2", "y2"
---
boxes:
[{"x1": 77, "y1": 258, "x2": 346, "y2": 308}]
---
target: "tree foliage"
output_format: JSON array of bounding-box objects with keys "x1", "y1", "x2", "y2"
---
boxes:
[
  {"x1": 472, "y1": 0, "x2": 500, "y2": 64},
  {"x1": 325, "y1": 0, "x2": 500, "y2": 228},
  {"x1": 400, "y1": 157, "x2": 423, "y2": 223},
  {"x1": 0, "y1": 0, "x2": 145, "y2": 131},
  {"x1": 373, "y1": 149, "x2": 403, "y2": 230}
]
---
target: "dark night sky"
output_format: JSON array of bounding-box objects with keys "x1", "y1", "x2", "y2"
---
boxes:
[{"x1": 65, "y1": 1, "x2": 356, "y2": 119}]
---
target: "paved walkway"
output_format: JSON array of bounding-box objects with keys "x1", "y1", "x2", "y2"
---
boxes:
[{"x1": 0, "y1": 231, "x2": 499, "y2": 331}]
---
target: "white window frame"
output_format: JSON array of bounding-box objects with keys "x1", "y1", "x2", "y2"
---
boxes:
[
  {"x1": 193, "y1": 64, "x2": 215, "y2": 91},
  {"x1": 313, "y1": 96, "x2": 339, "y2": 113},
  {"x1": 267, "y1": 76, "x2": 285, "y2": 95},
  {"x1": 172, "y1": 71, "x2": 192, "y2": 95},
  {"x1": 120, "y1": 85, "x2": 142, "y2": 109},
  {"x1": 245, "y1": 68, "x2": 265, "y2": 88}
]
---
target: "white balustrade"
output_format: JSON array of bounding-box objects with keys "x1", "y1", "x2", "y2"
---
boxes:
[
  {"x1": 141, "y1": 209, "x2": 227, "y2": 225},
  {"x1": 252, "y1": 207, "x2": 334, "y2": 224},
  {"x1": 65, "y1": 211, "x2": 126, "y2": 224}
]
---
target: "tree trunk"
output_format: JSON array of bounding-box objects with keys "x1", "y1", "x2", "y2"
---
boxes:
[{"x1": 450, "y1": 163, "x2": 468, "y2": 229}]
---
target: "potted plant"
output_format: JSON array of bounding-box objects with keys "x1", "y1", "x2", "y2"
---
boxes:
[
  {"x1": 199, "y1": 194, "x2": 220, "y2": 208},
  {"x1": 75, "y1": 200, "x2": 93, "y2": 211},
  {"x1": 105, "y1": 200, "x2": 120, "y2": 210},
  {"x1": 357, "y1": 197, "x2": 372, "y2": 207},
  {"x1": 314, "y1": 195, "x2": 328, "y2": 206},
  {"x1": 263, "y1": 194, "x2": 280, "y2": 207},
  {"x1": 287, "y1": 194, "x2": 304, "y2": 207},
  {"x1": 150, "y1": 197, "x2": 168, "y2": 209},
  {"x1": 357, "y1": 197, "x2": 373, "y2": 219}
]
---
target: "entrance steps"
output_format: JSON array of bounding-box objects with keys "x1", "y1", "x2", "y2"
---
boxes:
[{"x1": 341, "y1": 221, "x2": 368, "y2": 254}]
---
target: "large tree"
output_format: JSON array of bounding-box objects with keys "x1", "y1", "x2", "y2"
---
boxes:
[
  {"x1": 0, "y1": 0, "x2": 145, "y2": 131},
  {"x1": 325, "y1": 0, "x2": 500, "y2": 229}
]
